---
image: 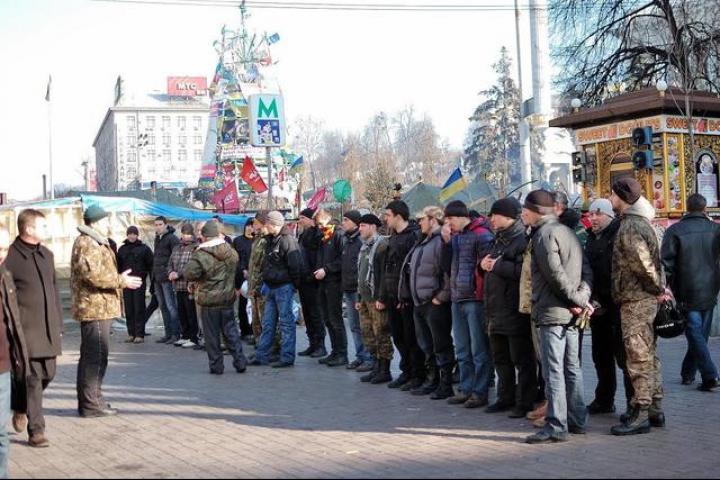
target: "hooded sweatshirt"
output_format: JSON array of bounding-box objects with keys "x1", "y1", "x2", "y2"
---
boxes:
[{"x1": 183, "y1": 238, "x2": 239, "y2": 309}]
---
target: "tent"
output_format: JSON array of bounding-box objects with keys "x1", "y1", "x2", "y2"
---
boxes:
[{"x1": 402, "y1": 181, "x2": 498, "y2": 216}]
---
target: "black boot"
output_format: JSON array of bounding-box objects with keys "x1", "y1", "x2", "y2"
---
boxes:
[
  {"x1": 319, "y1": 353, "x2": 336, "y2": 365},
  {"x1": 298, "y1": 345, "x2": 317, "y2": 357},
  {"x1": 430, "y1": 367, "x2": 455, "y2": 400},
  {"x1": 611, "y1": 407, "x2": 651, "y2": 436},
  {"x1": 371, "y1": 359, "x2": 393, "y2": 385},
  {"x1": 387, "y1": 372, "x2": 410, "y2": 389},
  {"x1": 326, "y1": 354, "x2": 349, "y2": 368},
  {"x1": 412, "y1": 367, "x2": 439, "y2": 396},
  {"x1": 361, "y1": 359, "x2": 380, "y2": 383},
  {"x1": 649, "y1": 398, "x2": 665, "y2": 428},
  {"x1": 620, "y1": 404, "x2": 636, "y2": 424},
  {"x1": 402, "y1": 376, "x2": 425, "y2": 392}
]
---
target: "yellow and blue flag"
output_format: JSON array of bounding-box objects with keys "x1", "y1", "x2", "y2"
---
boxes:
[
  {"x1": 439, "y1": 168, "x2": 469, "y2": 203},
  {"x1": 289, "y1": 156, "x2": 305, "y2": 176}
]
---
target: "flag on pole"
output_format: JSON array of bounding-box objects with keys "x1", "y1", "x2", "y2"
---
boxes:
[
  {"x1": 439, "y1": 168, "x2": 469, "y2": 203},
  {"x1": 289, "y1": 156, "x2": 304, "y2": 176},
  {"x1": 214, "y1": 182, "x2": 241, "y2": 213},
  {"x1": 45, "y1": 75, "x2": 52, "y2": 102},
  {"x1": 307, "y1": 187, "x2": 327, "y2": 211},
  {"x1": 240, "y1": 157, "x2": 268, "y2": 194}
]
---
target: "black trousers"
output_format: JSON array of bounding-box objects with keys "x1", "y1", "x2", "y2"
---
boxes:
[
  {"x1": 237, "y1": 296, "x2": 253, "y2": 338},
  {"x1": 591, "y1": 306, "x2": 634, "y2": 407},
  {"x1": 202, "y1": 308, "x2": 247, "y2": 374},
  {"x1": 414, "y1": 303, "x2": 455, "y2": 370},
  {"x1": 77, "y1": 321, "x2": 111, "y2": 414},
  {"x1": 388, "y1": 301, "x2": 425, "y2": 379},
  {"x1": 27, "y1": 358, "x2": 56, "y2": 436},
  {"x1": 143, "y1": 293, "x2": 159, "y2": 331},
  {"x1": 177, "y1": 291, "x2": 200, "y2": 343},
  {"x1": 490, "y1": 333, "x2": 538, "y2": 410},
  {"x1": 124, "y1": 283, "x2": 147, "y2": 338},
  {"x1": 299, "y1": 282, "x2": 326, "y2": 348},
  {"x1": 319, "y1": 280, "x2": 347, "y2": 355}
]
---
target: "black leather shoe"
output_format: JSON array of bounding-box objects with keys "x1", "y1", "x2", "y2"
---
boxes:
[
  {"x1": 681, "y1": 377, "x2": 695, "y2": 386},
  {"x1": 568, "y1": 426, "x2": 586, "y2": 435},
  {"x1": 326, "y1": 356, "x2": 349, "y2": 368},
  {"x1": 80, "y1": 408, "x2": 118, "y2": 418},
  {"x1": 387, "y1": 374, "x2": 410, "y2": 390},
  {"x1": 310, "y1": 347, "x2": 328, "y2": 359},
  {"x1": 298, "y1": 346, "x2": 316, "y2": 357},
  {"x1": 699, "y1": 378, "x2": 720, "y2": 392},
  {"x1": 346, "y1": 359, "x2": 363, "y2": 370},
  {"x1": 509, "y1": 406, "x2": 532, "y2": 419},
  {"x1": 486, "y1": 402, "x2": 515, "y2": 414},
  {"x1": 588, "y1": 401, "x2": 617, "y2": 415},
  {"x1": 318, "y1": 353, "x2": 336, "y2": 365},
  {"x1": 525, "y1": 431, "x2": 568, "y2": 444},
  {"x1": 271, "y1": 361, "x2": 294, "y2": 369}
]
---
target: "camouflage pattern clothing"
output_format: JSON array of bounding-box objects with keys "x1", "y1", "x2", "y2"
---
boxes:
[
  {"x1": 519, "y1": 240, "x2": 533, "y2": 315},
  {"x1": 621, "y1": 298, "x2": 663, "y2": 408},
  {"x1": 359, "y1": 302, "x2": 394, "y2": 361},
  {"x1": 248, "y1": 234, "x2": 269, "y2": 298},
  {"x1": 251, "y1": 294, "x2": 266, "y2": 340},
  {"x1": 71, "y1": 226, "x2": 126, "y2": 322}
]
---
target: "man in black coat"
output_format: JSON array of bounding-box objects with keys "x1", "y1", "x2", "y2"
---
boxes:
[
  {"x1": 3, "y1": 210, "x2": 62, "y2": 448},
  {"x1": 117, "y1": 226, "x2": 154, "y2": 343},
  {"x1": 233, "y1": 219, "x2": 255, "y2": 342},
  {"x1": 482, "y1": 198, "x2": 537, "y2": 418},
  {"x1": 153, "y1": 216, "x2": 181, "y2": 344},
  {"x1": 297, "y1": 209, "x2": 327, "y2": 358}
]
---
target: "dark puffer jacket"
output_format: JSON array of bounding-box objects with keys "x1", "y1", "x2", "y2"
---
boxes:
[
  {"x1": 342, "y1": 228, "x2": 363, "y2": 293},
  {"x1": 316, "y1": 226, "x2": 344, "y2": 284},
  {"x1": 380, "y1": 223, "x2": 421, "y2": 304},
  {"x1": 262, "y1": 226, "x2": 303, "y2": 289},
  {"x1": 585, "y1": 218, "x2": 621, "y2": 307},
  {"x1": 117, "y1": 239, "x2": 154, "y2": 280},
  {"x1": 446, "y1": 218, "x2": 494, "y2": 303},
  {"x1": 299, "y1": 226, "x2": 322, "y2": 284},
  {"x1": 183, "y1": 239, "x2": 238, "y2": 309},
  {"x1": 153, "y1": 226, "x2": 179, "y2": 281},
  {"x1": 662, "y1": 212, "x2": 720, "y2": 311},
  {"x1": 402, "y1": 229, "x2": 451, "y2": 307},
  {"x1": 484, "y1": 220, "x2": 531, "y2": 336}
]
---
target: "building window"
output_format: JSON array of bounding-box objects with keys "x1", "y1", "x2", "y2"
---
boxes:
[
  {"x1": 162, "y1": 116, "x2": 171, "y2": 129},
  {"x1": 180, "y1": 135, "x2": 188, "y2": 146},
  {"x1": 179, "y1": 150, "x2": 187, "y2": 162},
  {"x1": 147, "y1": 150, "x2": 156, "y2": 161},
  {"x1": 194, "y1": 150, "x2": 203, "y2": 163},
  {"x1": 162, "y1": 149, "x2": 172, "y2": 161},
  {"x1": 128, "y1": 135, "x2": 136, "y2": 146},
  {"x1": 146, "y1": 116, "x2": 156, "y2": 128},
  {"x1": 127, "y1": 152, "x2": 137, "y2": 163},
  {"x1": 148, "y1": 135, "x2": 156, "y2": 145},
  {"x1": 127, "y1": 168, "x2": 137, "y2": 179},
  {"x1": 163, "y1": 163, "x2": 172, "y2": 172},
  {"x1": 148, "y1": 166, "x2": 156, "y2": 175},
  {"x1": 127, "y1": 116, "x2": 136, "y2": 130},
  {"x1": 194, "y1": 116, "x2": 202, "y2": 129},
  {"x1": 178, "y1": 117, "x2": 187, "y2": 129},
  {"x1": 195, "y1": 135, "x2": 203, "y2": 145},
  {"x1": 163, "y1": 134, "x2": 171, "y2": 146}
]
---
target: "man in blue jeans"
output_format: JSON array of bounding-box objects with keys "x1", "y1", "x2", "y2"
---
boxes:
[
  {"x1": 0, "y1": 224, "x2": 30, "y2": 478},
  {"x1": 152, "y1": 216, "x2": 181, "y2": 344},
  {"x1": 250, "y1": 212, "x2": 304, "y2": 369},
  {"x1": 442, "y1": 201, "x2": 495, "y2": 409},
  {"x1": 662, "y1": 193, "x2": 720, "y2": 392}
]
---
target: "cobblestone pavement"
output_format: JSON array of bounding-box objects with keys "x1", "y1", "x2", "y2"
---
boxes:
[{"x1": 9, "y1": 322, "x2": 720, "y2": 479}]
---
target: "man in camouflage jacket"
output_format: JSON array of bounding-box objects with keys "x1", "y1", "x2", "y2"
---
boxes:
[{"x1": 248, "y1": 212, "x2": 270, "y2": 342}]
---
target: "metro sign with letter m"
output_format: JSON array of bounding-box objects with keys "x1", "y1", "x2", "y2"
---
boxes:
[{"x1": 249, "y1": 94, "x2": 287, "y2": 147}]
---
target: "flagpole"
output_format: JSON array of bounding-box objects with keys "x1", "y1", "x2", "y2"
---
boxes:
[{"x1": 47, "y1": 78, "x2": 54, "y2": 200}]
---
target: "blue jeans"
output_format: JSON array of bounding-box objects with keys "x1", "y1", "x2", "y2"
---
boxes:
[
  {"x1": 155, "y1": 281, "x2": 181, "y2": 338},
  {"x1": 539, "y1": 325, "x2": 587, "y2": 437},
  {"x1": 452, "y1": 301, "x2": 492, "y2": 397},
  {"x1": 0, "y1": 372, "x2": 10, "y2": 479},
  {"x1": 682, "y1": 309, "x2": 720, "y2": 382},
  {"x1": 344, "y1": 292, "x2": 372, "y2": 363},
  {"x1": 256, "y1": 284, "x2": 297, "y2": 365}
]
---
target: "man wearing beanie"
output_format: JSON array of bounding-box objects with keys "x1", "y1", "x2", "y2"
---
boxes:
[
  {"x1": 341, "y1": 210, "x2": 373, "y2": 372},
  {"x1": 168, "y1": 224, "x2": 200, "y2": 349},
  {"x1": 117, "y1": 226, "x2": 154, "y2": 343},
  {"x1": 610, "y1": 178, "x2": 667, "y2": 436},
  {"x1": 584, "y1": 199, "x2": 634, "y2": 417},
  {"x1": 251, "y1": 212, "x2": 303, "y2": 368},
  {"x1": 297, "y1": 209, "x2": 327, "y2": 358},
  {"x1": 233, "y1": 218, "x2": 256, "y2": 343},
  {"x1": 522, "y1": 190, "x2": 592, "y2": 444},
  {"x1": 482, "y1": 198, "x2": 537, "y2": 419}
]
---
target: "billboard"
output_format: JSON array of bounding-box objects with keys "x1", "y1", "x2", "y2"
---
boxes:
[{"x1": 168, "y1": 77, "x2": 208, "y2": 97}]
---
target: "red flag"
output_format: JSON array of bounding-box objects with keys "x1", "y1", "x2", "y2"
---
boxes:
[
  {"x1": 308, "y1": 187, "x2": 327, "y2": 211},
  {"x1": 279, "y1": 168, "x2": 286, "y2": 183},
  {"x1": 240, "y1": 156, "x2": 268, "y2": 194},
  {"x1": 214, "y1": 182, "x2": 240, "y2": 213}
]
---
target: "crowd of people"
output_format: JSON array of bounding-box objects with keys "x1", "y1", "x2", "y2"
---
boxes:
[{"x1": 0, "y1": 177, "x2": 718, "y2": 474}]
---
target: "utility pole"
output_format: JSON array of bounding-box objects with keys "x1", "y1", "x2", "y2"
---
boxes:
[{"x1": 515, "y1": 0, "x2": 533, "y2": 196}]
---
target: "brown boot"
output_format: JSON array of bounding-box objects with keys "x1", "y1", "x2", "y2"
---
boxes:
[
  {"x1": 527, "y1": 401, "x2": 548, "y2": 420},
  {"x1": 28, "y1": 433, "x2": 51, "y2": 449},
  {"x1": 12, "y1": 413, "x2": 27, "y2": 434}
]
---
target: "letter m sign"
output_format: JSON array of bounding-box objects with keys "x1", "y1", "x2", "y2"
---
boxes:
[{"x1": 250, "y1": 94, "x2": 286, "y2": 147}]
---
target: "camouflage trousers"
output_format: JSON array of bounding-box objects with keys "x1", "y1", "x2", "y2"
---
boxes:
[
  {"x1": 359, "y1": 302, "x2": 394, "y2": 361},
  {"x1": 620, "y1": 298, "x2": 664, "y2": 408}
]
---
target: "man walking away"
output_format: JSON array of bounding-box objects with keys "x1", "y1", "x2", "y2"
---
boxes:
[
  {"x1": 72, "y1": 206, "x2": 143, "y2": 418},
  {"x1": 152, "y1": 217, "x2": 181, "y2": 344},
  {"x1": 233, "y1": 219, "x2": 255, "y2": 343},
  {"x1": 117, "y1": 226, "x2": 153, "y2": 344},
  {"x1": 250, "y1": 212, "x2": 303, "y2": 369},
  {"x1": 297, "y1": 209, "x2": 327, "y2": 358},
  {"x1": 522, "y1": 190, "x2": 592, "y2": 444},
  {"x1": 662, "y1": 194, "x2": 720, "y2": 392},
  {"x1": 5, "y1": 210, "x2": 63, "y2": 448},
  {"x1": 168, "y1": 224, "x2": 200, "y2": 349},
  {"x1": 482, "y1": 198, "x2": 538, "y2": 419},
  {"x1": 184, "y1": 221, "x2": 247, "y2": 375}
]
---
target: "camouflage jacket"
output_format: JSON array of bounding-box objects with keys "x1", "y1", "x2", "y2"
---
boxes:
[
  {"x1": 612, "y1": 197, "x2": 665, "y2": 305},
  {"x1": 183, "y1": 239, "x2": 239, "y2": 309},
  {"x1": 248, "y1": 233, "x2": 269, "y2": 297},
  {"x1": 71, "y1": 226, "x2": 126, "y2": 322}
]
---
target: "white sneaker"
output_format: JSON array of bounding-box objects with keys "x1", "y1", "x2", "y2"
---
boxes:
[
  {"x1": 182, "y1": 341, "x2": 198, "y2": 349},
  {"x1": 174, "y1": 339, "x2": 187, "y2": 347}
]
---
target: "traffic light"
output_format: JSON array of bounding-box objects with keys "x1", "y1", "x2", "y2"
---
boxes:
[
  {"x1": 633, "y1": 151, "x2": 654, "y2": 170},
  {"x1": 632, "y1": 127, "x2": 654, "y2": 170},
  {"x1": 573, "y1": 167, "x2": 587, "y2": 184},
  {"x1": 572, "y1": 151, "x2": 586, "y2": 167},
  {"x1": 632, "y1": 127, "x2": 653, "y2": 147}
]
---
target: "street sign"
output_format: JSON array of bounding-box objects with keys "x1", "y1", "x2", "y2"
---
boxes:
[{"x1": 249, "y1": 94, "x2": 286, "y2": 147}]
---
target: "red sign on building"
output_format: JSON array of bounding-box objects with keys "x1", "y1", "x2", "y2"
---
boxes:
[{"x1": 167, "y1": 77, "x2": 208, "y2": 96}]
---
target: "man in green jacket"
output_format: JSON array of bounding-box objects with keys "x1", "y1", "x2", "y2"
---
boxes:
[{"x1": 184, "y1": 221, "x2": 248, "y2": 375}]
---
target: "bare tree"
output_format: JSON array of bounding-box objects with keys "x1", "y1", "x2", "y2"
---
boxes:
[{"x1": 291, "y1": 116, "x2": 325, "y2": 190}]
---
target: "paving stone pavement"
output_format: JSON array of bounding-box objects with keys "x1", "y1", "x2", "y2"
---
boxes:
[{"x1": 8, "y1": 322, "x2": 720, "y2": 479}]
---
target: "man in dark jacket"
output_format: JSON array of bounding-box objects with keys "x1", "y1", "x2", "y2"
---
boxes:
[
  {"x1": 442, "y1": 201, "x2": 494, "y2": 409},
  {"x1": 297, "y1": 209, "x2": 327, "y2": 358},
  {"x1": 250, "y1": 212, "x2": 303, "y2": 368},
  {"x1": 584, "y1": 199, "x2": 633, "y2": 414},
  {"x1": 482, "y1": 198, "x2": 537, "y2": 418},
  {"x1": 404, "y1": 206, "x2": 454, "y2": 400},
  {"x1": 314, "y1": 209, "x2": 349, "y2": 367},
  {"x1": 117, "y1": 226, "x2": 154, "y2": 343},
  {"x1": 184, "y1": 221, "x2": 247, "y2": 375},
  {"x1": 380, "y1": 200, "x2": 425, "y2": 391},
  {"x1": 0, "y1": 224, "x2": 30, "y2": 476},
  {"x1": 662, "y1": 194, "x2": 720, "y2": 392},
  {"x1": 342, "y1": 210, "x2": 373, "y2": 371},
  {"x1": 523, "y1": 190, "x2": 593, "y2": 444},
  {"x1": 153, "y1": 216, "x2": 181, "y2": 344},
  {"x1": 4, "y1": 210, "x2": 62, "y2": 448},
  {"x1": 233, "y1": 219, "x2": 255, "y2": 342}
]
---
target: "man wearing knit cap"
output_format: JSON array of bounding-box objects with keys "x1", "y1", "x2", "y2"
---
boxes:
[
  {"x1": 297, "y1": 208, "x2": 327, "y2": 358},
  {"x1": 609, "y1": 178, "x2": 667, "y2": 436},
  {"x1": 117, "y1": 226, "x2": 154, "y2": 343},
  {"x1": 341, "y1": 210, "x2": 373, "y2": 371},
  {"x1": 522, "y1": 190, "x2": 592, "y2": 444},
  {"x1": 584, "y1": 199, "x2": 634, "y2": 416}
]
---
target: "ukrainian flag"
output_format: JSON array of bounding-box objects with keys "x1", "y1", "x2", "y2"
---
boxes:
[
  {"x1": 439, "y1": 168, "x2": 469, "y2": 203},
  {"x1": 289, "y1": 156, "x2": 305, "y2": 176}
]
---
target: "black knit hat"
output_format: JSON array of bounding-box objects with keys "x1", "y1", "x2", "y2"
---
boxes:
[
  {"x1": 524, "y1": 190, "x2": 555, "y2": 214},
  {"x1": 490, "y1": 197, "x2": 522, "y2": 220},
  {"x1": 444, "y1": 200, "x2": 470, "y2": 218},
  {"x1": 300, "y1": 208, "x2": 316, "y2": 220},
  {"x1": 126, "y1": 226, "x2": 139, "y2": 236},
  {"x1": 359, "y1": 214, "x2": 382, "y2": 228},
  {"x1": 343, "y1": 210, "x2": 362, "y2": 227},
  {"x1": 612, "y1": 178, "x2": 643, "y2": 205},
  {"x1": 180, "y1": 224, "x2": 195, "y2": 235}
]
